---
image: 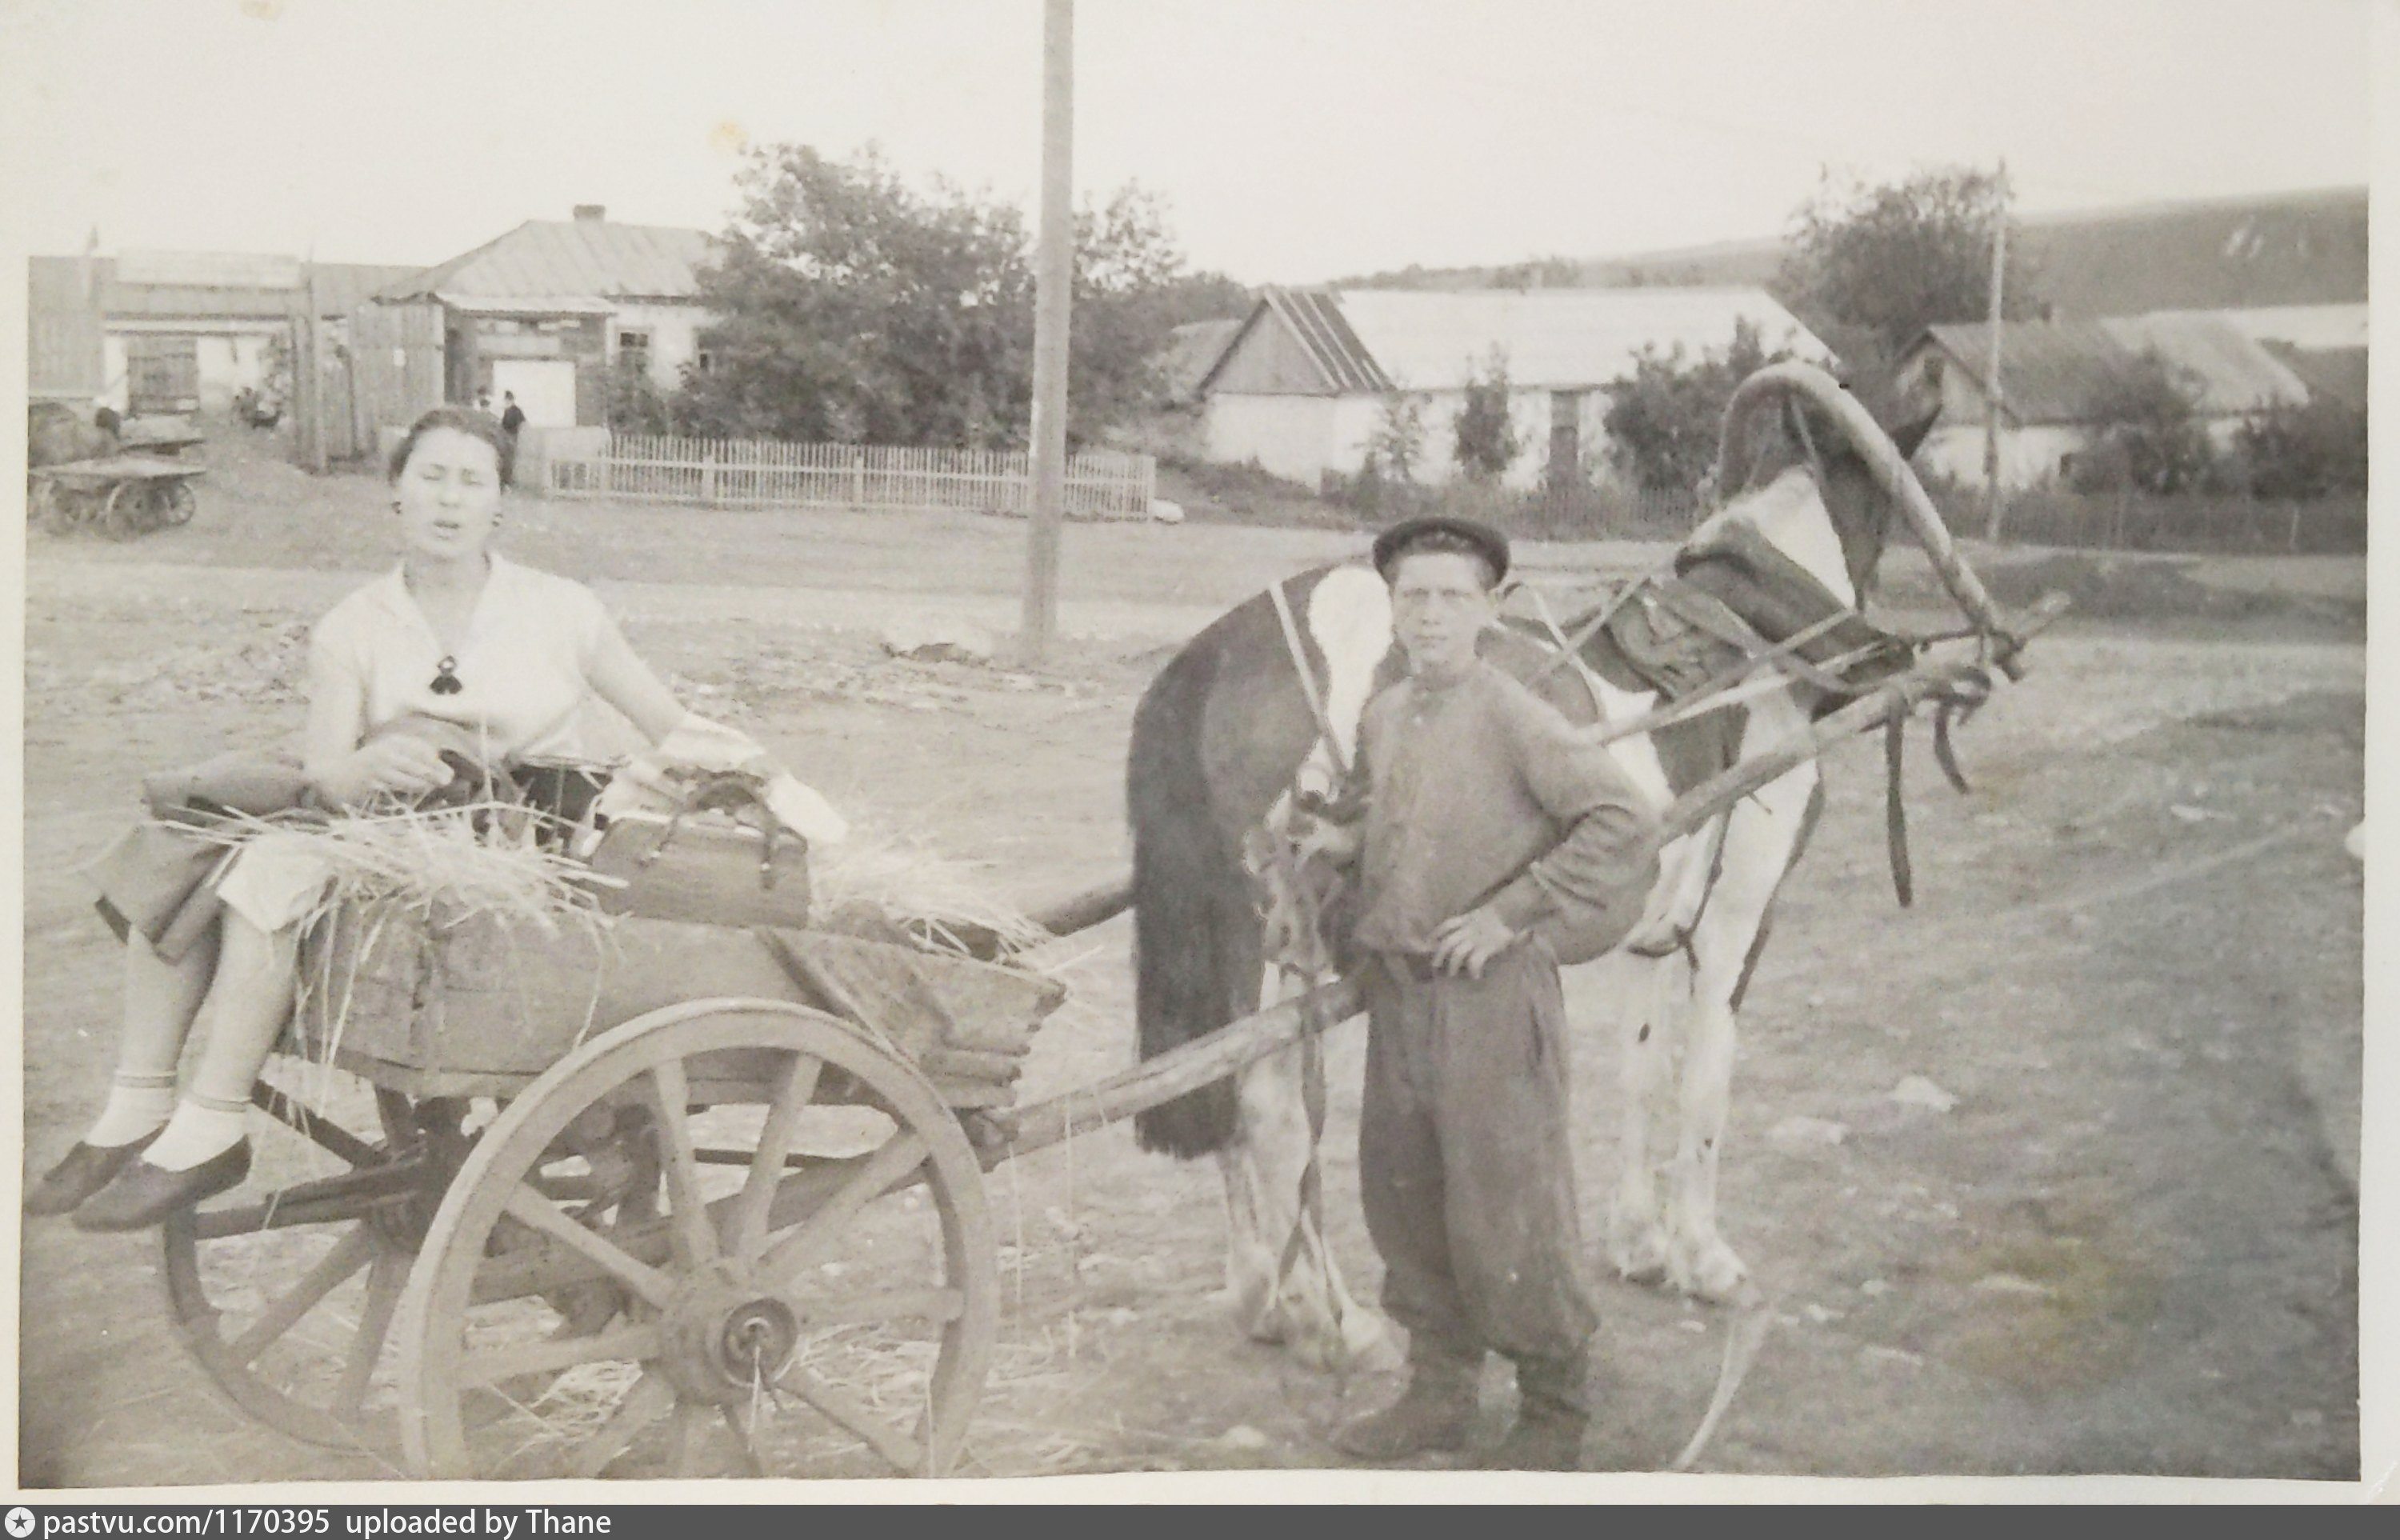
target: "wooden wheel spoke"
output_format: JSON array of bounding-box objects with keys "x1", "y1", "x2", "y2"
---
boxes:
[
  {"x1": 797, "y1": 1287, "x2": 966, "y2": 1328},
  {"x1": 727, "y1": 1052, "x2": 824, "y2": 1262},
  {"x1": 758, "y1": 1132, "x2": 927, "y2": 1285},
  {"x1": 502, "y1": 1186, "x2": 676, "y2": 1309},
  {"x1": 332, "y1": 1250, "x2": 410, "y2": 1418},
  {"x1": 779, "y1": 1360, "x2": 926, "y2": 1474},
  {"x1": 721, "y1": 1406, "x2": 767, "y2": 1478},
  {"x1": 644, "y1": 1059, "x2": 717, "y2": 1267},
  {"x1": 457, "y1": 1321, "x2": 666, "y2": 1390},
  {"x1": 228, "y1": 1226, "x2": 378, "y2": 1366},
  {"x1": 675, "y1": 1400, "x2": 718, "y2": 1478},
  {"x1": 570, "y1": 1369, "x2": 676, "y2": 1479}
]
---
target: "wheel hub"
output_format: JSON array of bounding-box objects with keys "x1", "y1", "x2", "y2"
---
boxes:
[{"x1": 659, "y1": 1266, "x2": 802, "y2": 1406}]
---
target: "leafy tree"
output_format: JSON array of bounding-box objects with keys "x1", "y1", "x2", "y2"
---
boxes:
[
  {"x1": 1362, "y1": 391, "x2": 1428, "y2": 484},
  {"x1": 1599, "y1": 317, "x2": 1785, "y2": 492},
  {"x1": 1452, "y1": 350, "x2": 1522, "y2": 482},
  {"x1": 605, "y1": 354, "x2": 675, "y2": 434},
  {"x1": 2234, "y1": 395, "x2": 2366, "y2": 499},
  {"x1": 675, "y1": 144, "x2": 1225, "y2": 448},
  {"x1": 2068, "y1": 350, "x2": 2218, "y2": 494},
  {"x1": 1780, "y1": 166, "x2": 2042, "y2": 354}
]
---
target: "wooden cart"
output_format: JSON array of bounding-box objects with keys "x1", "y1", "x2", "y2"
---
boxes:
[
  {"x1": 30, "y1": 455, "x2": 202, "y2": 538},
  {"x1": 152, "y1": 593, "x2": 2066, "y2": 1482}
]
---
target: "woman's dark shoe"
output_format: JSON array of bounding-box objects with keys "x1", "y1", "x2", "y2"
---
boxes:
[
  {"x1": 72, "y1": 1139, "x2": 251, "y2": 1232},
  {"x1": 23, "y1": 1130, "x2": 161, "y2": 1218}
]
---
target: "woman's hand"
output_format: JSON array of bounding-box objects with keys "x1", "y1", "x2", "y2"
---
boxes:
[{"x1": 317, "y1": 734, "x2": 455, "y2": 809}]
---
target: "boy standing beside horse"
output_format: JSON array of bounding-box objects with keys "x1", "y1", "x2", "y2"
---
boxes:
[{"x1": 1322, "y1": 516, "x2": 1660, "y2": 1470}]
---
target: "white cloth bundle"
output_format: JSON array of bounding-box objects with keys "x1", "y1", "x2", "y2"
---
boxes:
[{"x1": 584, "y1": 714, "x2": 850, "y2": 850}]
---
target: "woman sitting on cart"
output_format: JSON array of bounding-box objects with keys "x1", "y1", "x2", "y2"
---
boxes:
[{"x1": 27, "y1": 405, "x2": 697, "y2": 1230}]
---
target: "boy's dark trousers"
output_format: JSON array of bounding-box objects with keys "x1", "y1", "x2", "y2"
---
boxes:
[{"x1": 1358, "y1": 942, "x2": 1598, "y2": 1417}]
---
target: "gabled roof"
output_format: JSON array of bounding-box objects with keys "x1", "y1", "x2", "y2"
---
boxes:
[
  {"x1": 1157, "y1": 318, "x2": 1245, "y2": 403},
  {"x1": 1915, "y1": 313, "x2": 2310, "y2": 424},
  {"x1": 1202, "y1": 284, "x2": 1832, "y2": 398},
  {"x1": 2262, "y1": 342, "x2": 2368, "y2": 414},
  {"x1": 378, "y1": 218, "x2": 719, "y2": 306}
]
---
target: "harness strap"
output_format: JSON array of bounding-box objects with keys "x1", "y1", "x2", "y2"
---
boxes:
[
  {"x1": 1648, "y1": 581, "x2": 1862, "y2": 698},
  {"x1": 1268, "y1": 578, "x2": 1351, "y2": 782},
  {"x1": 1519, "y1": 580, "x2": 1615, "y2": 728},
  {"x1": 1884, "y1": 712, "x2": 1914, "y2": 909}
]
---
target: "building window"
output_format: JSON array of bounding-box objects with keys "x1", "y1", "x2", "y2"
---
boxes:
[{"x1": 617, "y1": 329, "x2": 651, "y2": 370}]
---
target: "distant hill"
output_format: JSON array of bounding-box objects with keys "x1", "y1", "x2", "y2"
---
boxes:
[{"x1": 1336, "y1": 186, "x2": 2367, "y2": 319}]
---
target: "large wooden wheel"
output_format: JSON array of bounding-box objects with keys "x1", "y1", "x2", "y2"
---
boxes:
[
  {"x1": 394, "y1": 1000, "x2": 998, "y2": 1482},
  {"x1": 161, "y1": 1066, "x2": 462, "y2": 1463}
]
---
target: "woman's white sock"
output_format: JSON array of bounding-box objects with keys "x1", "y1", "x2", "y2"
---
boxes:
[
  {"x1": 144, "y1": 1101, "x2": 249, "y2": 1172},
  {"x1": 85, "y1": 1081, "x2": 176, "y2": 1148}
]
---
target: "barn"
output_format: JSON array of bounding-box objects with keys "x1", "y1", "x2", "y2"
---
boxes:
[
  {"x1": 1191, "y1": 286, "x2": 1833, "y2": 491},
  {"x1": 26, "y1": 249, "x2": 418, "y2": 417},
  {"x1": 1896, "y1": 314, "x2": 2317, "y2": 490},
  {"x1": 366, "y1": 206, "x2": 720, "y2": 431}
]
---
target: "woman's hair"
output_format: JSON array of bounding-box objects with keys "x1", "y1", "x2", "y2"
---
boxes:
[{"x1": 388, "y1": 406, "x2": 510, "y2": 482}]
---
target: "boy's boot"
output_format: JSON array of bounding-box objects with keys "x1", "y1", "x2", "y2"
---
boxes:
[{"x1": 1333, "y1": 1343, "x2": 1480, "y2": 1461}]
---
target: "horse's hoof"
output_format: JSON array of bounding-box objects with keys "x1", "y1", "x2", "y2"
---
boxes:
[
  {"x1": 1212, "y1": 1283, "x2": 1286, "y2": 1345},
  {"x1": 1608, "y1": 1226, "x2": 1673, "y2": 1287},
  {"x1": 1338, "y1": 1311, "x2": 1403, "y2": 1374},
  {"x1": 1670, "y1": 1238, "x2": 1751, "y2": 1304}
]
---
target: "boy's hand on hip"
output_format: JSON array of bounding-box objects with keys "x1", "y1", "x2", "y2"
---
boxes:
[{"x1": 1430, "y1": 906, "x2": 1515, "y2": 979}]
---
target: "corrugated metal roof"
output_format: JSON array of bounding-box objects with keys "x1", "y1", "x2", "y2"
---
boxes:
[
  {"x1": 1202, "y1": 284, "x2": 1831, "y2": 399},
  {"x1": 1922, "y1": 314, "x2": 2310, "y2": 423},
  {"x1": 381, "y1": 218, "x2": 719, "y2": 305}
]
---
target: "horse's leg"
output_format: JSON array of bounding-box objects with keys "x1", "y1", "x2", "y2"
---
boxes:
[
  {"x1": 1212, "y1": 963, "x2": 1286, "y2": 1342},
  {"x1": 1602, "y1": 948, "x2": 1679, "y2": 1284},
  {"x1": 1665, "y1": 763, "x2": 1818, "y2": 1303},
  {"x1": 1216, "y1": 973, "x2": 1394, "y2": 1370}
]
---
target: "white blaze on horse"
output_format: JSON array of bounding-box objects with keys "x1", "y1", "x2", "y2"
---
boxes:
[{"x1": 1126, "y1": 363, "x2": 2026, "y2": 1370}]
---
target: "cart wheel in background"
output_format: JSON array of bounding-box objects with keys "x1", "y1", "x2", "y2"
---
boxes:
[
  {"x1": 162, "y1": 478, "x2": 197, "y2": 525},
  {"x1": 394, "y1": 1000, "x2": 998, "y2": 1482},
  {"x1": 99, "y1": 481, "x2": 146, "y2": 538},
  {"x1": 162, "y1": 1071, "x2": 451, "y2": 1462}
]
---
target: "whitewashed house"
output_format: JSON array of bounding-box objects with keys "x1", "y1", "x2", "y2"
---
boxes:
[
  {"x1": 1895, "y1": 314, "x2": 2316, "y2": 490},
  {"x1": 373, "y1": 206, "x2": 720, "y2": 429},
  {"x1": 1192, "y1": 286, "x2": 1834, "y2": 490}
]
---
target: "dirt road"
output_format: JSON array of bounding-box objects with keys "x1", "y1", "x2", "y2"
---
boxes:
[{"x1": 15, "y1": 497, "x2": 2366, "y2": 1487}]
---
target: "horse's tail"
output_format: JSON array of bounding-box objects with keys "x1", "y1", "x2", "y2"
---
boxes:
[{"x1": 1127, "y1": 631, "x2": 1261, "y2": 1159}]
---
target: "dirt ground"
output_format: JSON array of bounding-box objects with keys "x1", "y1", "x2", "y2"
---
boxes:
[{"x1": 14, "y1": 435, "x2": 2368, "y2": 1489}]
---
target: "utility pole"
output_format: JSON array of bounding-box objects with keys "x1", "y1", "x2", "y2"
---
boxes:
[
  {"x1": 1019, "y1": 0, "x2": 1075, "y2": 663},
  {"x1": 1981, "y1": 160, "x2": 2009, "y2": 541}
]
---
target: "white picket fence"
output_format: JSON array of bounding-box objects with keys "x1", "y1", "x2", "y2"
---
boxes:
[{"x1": 544, "y1": 434, "x2": 1158, "y2": 520}]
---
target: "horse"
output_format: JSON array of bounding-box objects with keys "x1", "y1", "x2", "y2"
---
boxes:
[{"x1": 1125, "y1": 362, "x2": 2019, "y2": 1370}]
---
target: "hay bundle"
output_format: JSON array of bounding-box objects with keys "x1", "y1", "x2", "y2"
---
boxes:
[
  {"x1": 182, "y1": 802, "x2": 622, "y2": 1081},
  {"x1": 808, "y1": 826, "x2": 1047, "y2": 958}
]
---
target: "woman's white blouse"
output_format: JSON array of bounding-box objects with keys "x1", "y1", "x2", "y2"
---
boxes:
[
  {"x1": 312, "y1": 552, "x2": 615, "y2": 762},
  {"x1": 216, "y1": 554, "x2": 622, "y2": 932}
]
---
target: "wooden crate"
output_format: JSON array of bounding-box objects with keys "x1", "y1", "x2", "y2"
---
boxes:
[{"x1": 293, "y1": 902, "x2": 1066, "y2": 1106}]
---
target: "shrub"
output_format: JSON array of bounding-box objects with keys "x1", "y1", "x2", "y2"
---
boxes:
[{"x1": 1452, "y1": 351, "x2": 1522, "y2": 482}]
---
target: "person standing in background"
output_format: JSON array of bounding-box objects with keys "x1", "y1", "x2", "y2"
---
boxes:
[{"x1": 498, "y1": 390, "x2": 526, "y2": 487}]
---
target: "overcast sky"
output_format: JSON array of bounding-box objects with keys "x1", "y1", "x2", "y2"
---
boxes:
[{"x1": 0, "y1": 0, "x2": 2378, "y2": 284}]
